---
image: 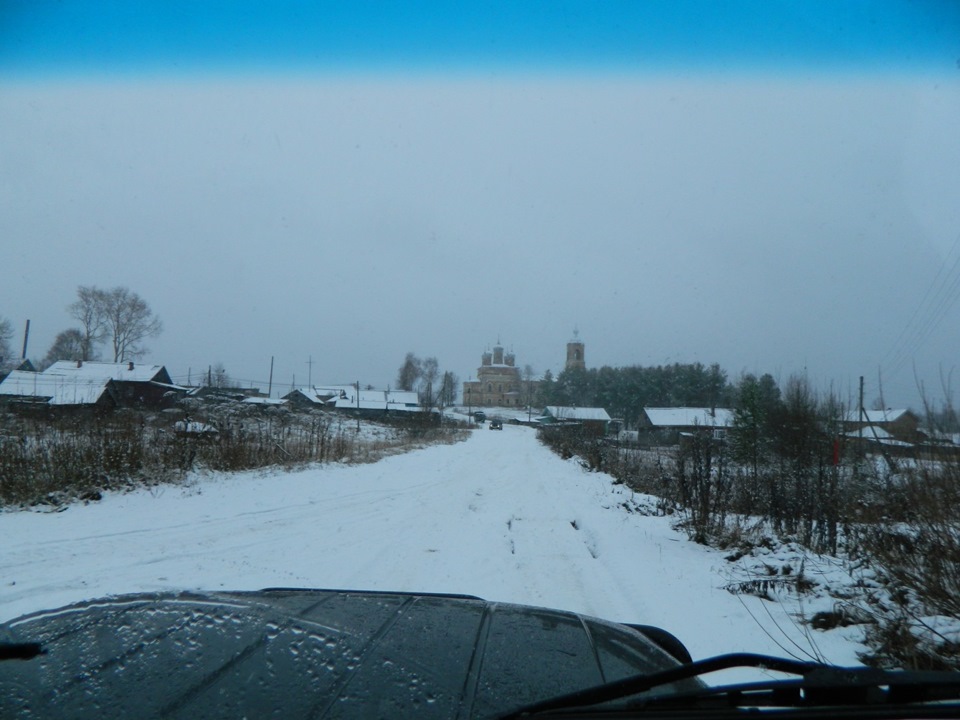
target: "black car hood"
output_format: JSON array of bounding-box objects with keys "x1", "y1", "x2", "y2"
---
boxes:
[{"x1": 0, "y1": 588, "x2": 687, "y2": 719}]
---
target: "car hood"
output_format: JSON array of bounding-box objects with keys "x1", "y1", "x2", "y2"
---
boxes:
[{"x1": 0, "y1": 588, "x2": 688, "y2": 719}]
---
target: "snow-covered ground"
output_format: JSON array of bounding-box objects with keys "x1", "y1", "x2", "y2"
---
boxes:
[{"x1": 0, "y1": 423, "x2": 866, "y2": 673}]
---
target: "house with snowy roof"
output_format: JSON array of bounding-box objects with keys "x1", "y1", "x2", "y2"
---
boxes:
[
  {"x1": 842, "y1": 408, "x2": 920, "y2": 443},
  {"x1": 0, "y1": 360, "x2": 184, "y2": 411},
  {"x1": 330, "y1": 387, "x2": 421, "y2": 415},
  {"x1": 539, "y1": 406, "x2": 611, "y2": 435},
  {"x1": 288, "y1": 385, "x2": 423, "y2": 418},
  {"x1": 0, "y1": 369, "x2": 116, "y2": 411},
  {"x1": 841, "y1": 424, "x2": 913, "y2": 448},
  {"x1": 282, "y1": 386, "x2": 334, "y2": 409},
  {"x1": 45, "y1": 360, "x2": 183, "y2": 408},
  {"x1": 638, "y1": 407, "x2": 734, "y2": 443}
]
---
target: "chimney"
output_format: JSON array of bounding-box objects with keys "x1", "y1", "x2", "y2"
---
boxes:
[{"x1": 128, "y1": 361, "x2": 134, "y2": 371}]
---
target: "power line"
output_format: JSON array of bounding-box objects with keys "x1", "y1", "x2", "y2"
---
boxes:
[{"x1": 873, "y1": 229, "x2": 960, "y2": 394}]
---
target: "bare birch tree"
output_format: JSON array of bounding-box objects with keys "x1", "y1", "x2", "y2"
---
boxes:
[
  {"x1": 69, "y1": 285, "x2": 162, "y2": 362},
  {"x1": 68, "y1": 285, "x2": 106, "y2": 361},
  {"x1": 100, "y1": 287, "x2": 162, "y2": 362},
  {"x1": 0, "y1": 316, "x2": 14, "y2": 371}
]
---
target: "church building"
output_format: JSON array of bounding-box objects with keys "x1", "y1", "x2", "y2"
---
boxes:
[
  {"x1": 462, "y1": 343, "x2": 522, "y2": 408},
  {"x1": 462, "y1": 334, "x2": 586, "y2": 409}
]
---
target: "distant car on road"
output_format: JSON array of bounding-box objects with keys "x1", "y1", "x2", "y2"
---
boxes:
[
  {"x1": 490, "y1": 419, "x2": 503, "y2": 430},
  {"x1": 473, "y1": 411, "x2": 486, "y2": 422}
]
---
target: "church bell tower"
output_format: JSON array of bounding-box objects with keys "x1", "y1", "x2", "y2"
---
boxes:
[{"x1": 565, "y1": 330, "x2": 585, "y2": 371}]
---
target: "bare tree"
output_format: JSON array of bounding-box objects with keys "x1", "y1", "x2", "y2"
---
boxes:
[
  {"x1": 396, "y1": 352, "x2": 422, "y2": 391},
  {"x1": 99, "y1": 286, "x2": 163, "y2": 362},
  {"x1": 68, "y1": 285, "x2": 106, "y2": 361},
  {"x1": 438, "y1": 370, "x2": 459, "y2": 409},
  {"x1": 190, "y1": 363, "x2": 233, "y2": 389},
  {"x1": 521, "y1": 364, "x2": 537, "y2": 416},
  {"x1": 0, "y1": 316, "x2": 14, "y2": 371},
  {"x1": 41, "y1": 328, "x2": 86, "y2": 369},
  {"x1": 419, "y1": 357, "x2": 440, "y2": 408}
]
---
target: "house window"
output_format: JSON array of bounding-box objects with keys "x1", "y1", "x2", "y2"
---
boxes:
[{"x1": 487, "y1": 383, "x2": 492, "y2": 393}]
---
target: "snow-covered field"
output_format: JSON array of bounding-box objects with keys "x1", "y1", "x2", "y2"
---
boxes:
[{"x1": 0, "y1": 423, "x2": 866, "y2": 671}]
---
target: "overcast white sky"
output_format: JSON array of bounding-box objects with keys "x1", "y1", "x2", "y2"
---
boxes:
[{"x1": 3, "y1": 4, "x2": 960, "y2": 408}]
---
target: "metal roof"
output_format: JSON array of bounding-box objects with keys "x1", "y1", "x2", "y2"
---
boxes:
[
  {"x1": 0, "y1": 370, "x2": 111, "y2": 405},
  {"x1": 45, "y1": 360, "x2": 168, "y2": 383},
  {"x1": 643, "y1": 407, "x2": 734, "y2": 428},
  {"x1": 544, "y1": 406, "x2": 611, "y2": 422}
]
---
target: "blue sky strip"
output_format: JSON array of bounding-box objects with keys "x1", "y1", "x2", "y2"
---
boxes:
[{"x1": 2, "y1": 0, "x2": 958, "y2": 77}]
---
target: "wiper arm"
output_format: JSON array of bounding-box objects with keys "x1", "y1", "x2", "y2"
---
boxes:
[
  {"x1": 638, "y1": 666, "x2": 960, "y2": 713},
  {"x1": 502, "y1": 653, "x2": 817, "y2": 717},
  {"x1": 501, "y1": 653, "x2": 960, "y2": 717}
]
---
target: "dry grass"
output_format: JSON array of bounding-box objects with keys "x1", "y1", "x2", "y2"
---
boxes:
[{"x1": 0, "y1": 407, "x2": 468, "y2": 508}]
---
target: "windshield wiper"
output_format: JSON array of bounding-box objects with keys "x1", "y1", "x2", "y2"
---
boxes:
[{"x1": 501, "y1": 653, "x2": 960, "y2": 717}]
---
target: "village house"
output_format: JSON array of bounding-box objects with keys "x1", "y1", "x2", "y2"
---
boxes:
[
  {"x1": 638, "y1": 407, "x2": 735, "y2": 444},
  {"x1": 842, "y1": 408, "x2": 921, "y2": 443},
  {"x1": 539, "y1": 406, "x2": 612, "y2": 436},
  {"x1": 282, "y1": 386, "x2": 334, "y2": 410},
  {"x1": 310, "y1": 385, "x2": 422, "y2": 418},
  {"x1": 0, "y1": 360, "x2": 183, "y2": 411},
  {"x1": 0, "y1": 369, "x2": 116, "y2": 411}
]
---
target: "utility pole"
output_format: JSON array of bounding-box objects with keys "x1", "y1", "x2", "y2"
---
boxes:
[
  {"x1": 21, "y1": 319, "x2": 30, "y2": 360},
  {"x1": 306, "y1": 355, "x2": 313, "y2": 388},
  {"x1": 356, "y1": 380, "x2": 361, "y2": 432},
  {"x1": 855, "y1": 375, "x2": 864, "y2": 479},
  {"x1": 267, "y1": 356, "x2": 274, "y2": 398},
  {"x1": 858, "y1": 375, "x2": 865, "y2": 439}
]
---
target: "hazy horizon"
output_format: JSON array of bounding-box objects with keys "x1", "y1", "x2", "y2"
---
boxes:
[{"x1": 3, "y1": 2, "x2": 959, "y2": 408}]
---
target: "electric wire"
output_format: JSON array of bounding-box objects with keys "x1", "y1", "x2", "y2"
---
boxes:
[{"x1": 867, "y1": 230, "x2": 960, "y2": 400}]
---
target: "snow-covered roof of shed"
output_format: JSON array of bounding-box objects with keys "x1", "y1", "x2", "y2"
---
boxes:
[
  {"x1": 0, "y1": 370, "x2": 111, "y2": 405},
  {"x1": 643, "y1": 407, "x2": 734, "y2": 428},
  {"x1": 333, "y1": 388, "x2": 421, "y2": 411},
  {"x1": 313, "y1": 385, "x2": 353, "y2": 396},
  {"x1": 843, "y1": 408, "x2": 912, "y2": 423},
  {"x1": 242, "y1": 396, "x2": 287, "y2": 405},
  {"x1": 844, "y1": 425, "x2": 894, "y2": 439},
  {"x1": 544, "y1": 406, "x2": 611, "y2": 422},
  {"x1": 45, "y1": 360, "x2": 167, "y2": 383}
]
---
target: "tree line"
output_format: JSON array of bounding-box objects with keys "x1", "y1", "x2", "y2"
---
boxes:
[{"x1": 538, "y1": 361, "x2": 732, "y2": 426}]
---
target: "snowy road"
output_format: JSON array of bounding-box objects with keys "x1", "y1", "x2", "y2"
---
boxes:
[{"x1": 0, "y1": 423, "x2": 863, "y2": 665}]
